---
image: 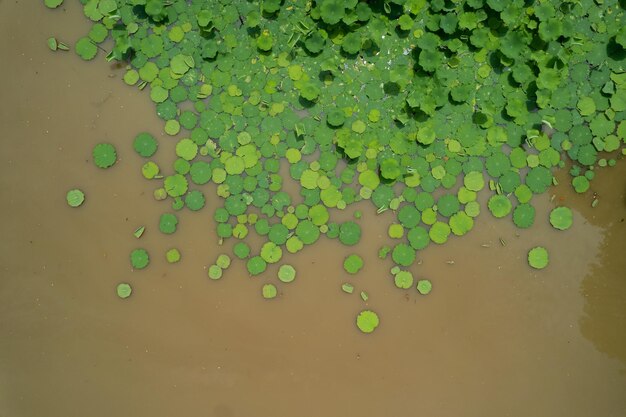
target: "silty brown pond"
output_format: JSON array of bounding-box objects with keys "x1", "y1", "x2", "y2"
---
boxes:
[{"x1": 1, "y1": 2, "x2": 625, "y2": 416}]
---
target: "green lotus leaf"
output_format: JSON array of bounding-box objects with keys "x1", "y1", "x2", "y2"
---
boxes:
[
  {"x1": 487, "y1": 195, "x2": 512, "y2": 218},
  {"x1": 305, "y1": 31, "x2": 325, "y2": 54},
  {"x1": 416, "y1": 279, "x2": 432, "y2": 295},
  {"x1": 278, "y1": 264, "x2": 297, "y2": 283},
  {"x1": 44, "y1": 0, "x2": 64, "y2": 8},
  {"x1": 343, "y1": 254, "x2": 364, "y2": 274},
  {"x1": 92, "y1": 143, "x2": 117, "y2": 169},
  {"x1": 75, "y1": 37, "x2": 97, "y2": 60},
  {"x1": 247, "y1": 256, "x2": 267, "y2": 276},
  {"x1": 130, "y1": 248, "x2": 149, "y2": 270},
  {"x1": 341, "y1": 32, "x2": 361, "y2": 55},
  {"x1": 164, "y1": 174, "x2": 188, "y2": 198},
  {"x1": 549, "y1": 206, "x2": 573, "y2": 231},
  {"x1": 356, "y1": 310, "x2": 379, "y2": 334},
  {"x1": 528, "y1": 246, "x2": 549, "y2": 270},
  {"x1": 392, "y1": 243, "x2": 415, "y2": 267},
  {"x1": 394, "y1": 270, "x2": 414, "y2": 289},
  {"x1": 166, "y1": 248, "x2": 181, "y2": 263},
  {"x1": 320, "y1": 0, "x2": 345, "y2": 25},
  {"x1": 260, "y1": 241, "x2": 282, "y2": 264},
  {"x1": 133, "y1": 132, "x2": 158, "y2": 157},
  {"x1": 449, "y1": 212, "x2": 473, "y2": 236},
  {"x1": 513, "y1": 203, "x2": 535, "y2": 229},
  {"x1": 429, "y1": 221, "x2": 451, "y2": 244},
  {"x1": 256, "y1": 32, "x2": 273, "y2": 51},
  {"x1": 66, "y1": 189, "x2": 85, "y2": 207},
  {"x1": 159, "y1": 213, "x2": 178, "y2": 234},
  {"x1": 116, "y1": 283, "x2": 132, "y2": 299},
  {"x1": 338, "y1": 221, "x2": 361, "y2": 246}
]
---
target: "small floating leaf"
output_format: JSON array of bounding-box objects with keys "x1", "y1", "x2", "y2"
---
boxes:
[
  {"x1": 208, "y1": 265, "x2": 222, "y2": 280},
  {"x1": 487, "y1": 194, "x2": 512, "y2": 218},
  {"x1": 262, "y1": 283, "x2": 277, "y2": 299},
  {"x1": 133, "y1": 132, "x2": 158, "y2": 157},
  {"x1": 216, "y1": 254, "x2": 231, "y2": 269},
  {"x1": 394, "y1": 271, "x2": 414, "y2": 289},
  {"x1": 44, "y1": 0, "x2": 64, "y2": 8},
  {"x1": 165, "y1": 248, "x2": 181, "y2": 263},
  {"x1": 356, "y1": 310, "x2": 379, "y2": 334},
  {"x1": 343, "y1": 254, "x2": 364, "y2": 274},
  {"x1": 416, "y1": 279, "x2": 432, "y2": 295},
  {"x1": 47, "y1": 37, "x2": 58, "y2": 51},
  {"x1": 92, "y1": 143, "x2": 117, "y2": 169},
  {"x1": 66, "y1": 189, "x2": 85, "y2": 207},
  {"x1": 116, "y1": 283, "x2": 132, "y2": 299},
  {"x1": 338, "y1": 221, "x2": 361, "y2": 246},
  {"x1": 159, "y1": 213, "x2": 178, "y2": 234},
  {"x1": 549, "y1": 207, "x2": 573, "y2": 231},
  {"x1": 130, "y1": 249, "x2": 149, "y2": 270},
  {"x1": 75, "y1": 37, "x2": 97, "y2": 60},
  {"x1": 528, "y1": 246, "x2": 549, "y2": 270},
  {"x1": 278, "y1": 264, "x2": 296, "y2": 283}
]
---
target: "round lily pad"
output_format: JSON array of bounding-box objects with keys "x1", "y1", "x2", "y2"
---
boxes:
[
  {"x1": 166, "y1": 248, "x2": 181, "y2": 263},
  {"x1": 549, "y1": 206, "x2": 573, "y2": 230},
  {"x1": 66, "y1": 189, "x2": 85, "y2": 207},
  {"x1": 159, "y1": 213, "x2": 178, "y2": 234},
  {"x1": 208, "y1": 265, "x2": 223, "y2": 280},
  {"x1": 133, "y1": 132, "x2": 158, "y2": 157},
  {"x1": 394, "y1": 270, "x2": 414, "y2": 289},
  {"x1": 343, "y1": 254, "x2": 364, "y2": 274},
  {"x1": 356, "y1": 310, "x2": 379, "y2": 334},
  {"x1": 338, "y1": 221, "x2": 361, "y2": 246},
  {"x1": 116, "y1": 283, "x2": 132, "y2": 299},
  {"x1": 130, "y1": 248, "x2": 149, "y2": 270},
  {"x1": 528, "y1": 246, "x2": 549, "y2": 270},
  {"x1": 487, "y1": 195, "x2": 512, "y2": 218},
  {"x1": 262, "y1": 283, "x2": 277, "y2": 299},
  {"x1": 278, "y1": 264, "x2": 297, "y2": 283},
  {"x1": 92, "y1": 143, "x2": 117, "y2": 168},
  {"x1": 416, "y1": 279, "x2": 432, "y2": 295}
]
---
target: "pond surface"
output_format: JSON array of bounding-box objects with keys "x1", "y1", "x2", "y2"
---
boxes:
[{"x1": 1, "y1": 2, "x2": 625, "y2": 417}]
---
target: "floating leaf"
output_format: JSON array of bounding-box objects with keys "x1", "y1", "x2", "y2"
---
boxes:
[
  {"x1": 338, "y1": 221, "x2": 361, "y2": 246},
  {"x1": 356, "y1": 310, "x2": 379, "y2": 334},
  {"x1": 487, "y1": 195, "x2": 512, "y2": 218},
  {"x1": 528, "y1": 246, "x2": 549, "y2": 270},
  {"x1": 262, "y1": 284, "x2": 277, "y2": 299},
  {"x1": 394, "y1": 271, "x2": 414, "y2": 289},
  {"x1": 278, "y1": 264, "x2": 297, "y2": 283},
  {"x1": 549, "y1": 207, "x2": 573, "y2": 231},
  {"x1": 75, "y1": 37, "x2": 97, "y2": 60},
  {"x1": 116, "y1": 283, "x2": 132, "y2": 299},
  {"x1": 159, "y1": 213, "x2": 178, "y2": 234},
  {"x1": 133, "y1": 226, "x2": 145, "y2": 238},
  {"x1": 343, "y1": 254, "x2": 364, "y2": 274},
  {"x1": 44, "y1": 0, "x2": 64, "y2": 8},
  {"x1": 130, "y1": 249, "x2": 149, "y2": 270},
  {"x1": 392, "y1": 243, "x2": 415, "y2": 267},
  {"x1": 133, "y1": 132, "x2": 158, "y2": 157},
  {"x1": 416, "y1": 279, "x2": 432, "y2": 295},
  {"x1": 92, "y1": 143, "x2": 117, "y2": 169},
  {"x1": 166, "y1": 248, "x2": 181, "y2": 263},
  {"x1": 513, "y1": 204, "x2": 535, "y2": 229},
  {"x1": 208, "y1": 265, "x2": 223, "y2": 280},
  {"x1": 66, "y1": 189, "x2": 85, "y2": 207}
]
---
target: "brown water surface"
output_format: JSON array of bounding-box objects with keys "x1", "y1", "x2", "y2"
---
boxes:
[{"x1": 1, "y1": 2, "x2": 625, "y2": 417}]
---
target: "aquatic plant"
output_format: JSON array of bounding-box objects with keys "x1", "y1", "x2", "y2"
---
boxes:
[{"x1": 48, "y1": 0, "x2": 626, "y2": 333}]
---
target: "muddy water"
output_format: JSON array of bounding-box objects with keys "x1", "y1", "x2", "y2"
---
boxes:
[{"x1": 1, "y1": 2, "x2": 625, "y2": 417}]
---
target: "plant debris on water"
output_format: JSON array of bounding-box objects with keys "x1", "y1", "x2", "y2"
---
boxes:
[{"x1": 51, "y1": 0, "x2": 626, "y2": 333}]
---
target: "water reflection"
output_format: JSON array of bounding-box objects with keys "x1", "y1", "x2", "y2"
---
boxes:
[{"x1": 579, "y1": 224, "x2": 626, "y2": 367}]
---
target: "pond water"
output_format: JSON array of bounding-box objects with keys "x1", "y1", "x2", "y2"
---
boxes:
[{"x1": 1, "y1": 2, "x2": 625, "y2": 417}]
